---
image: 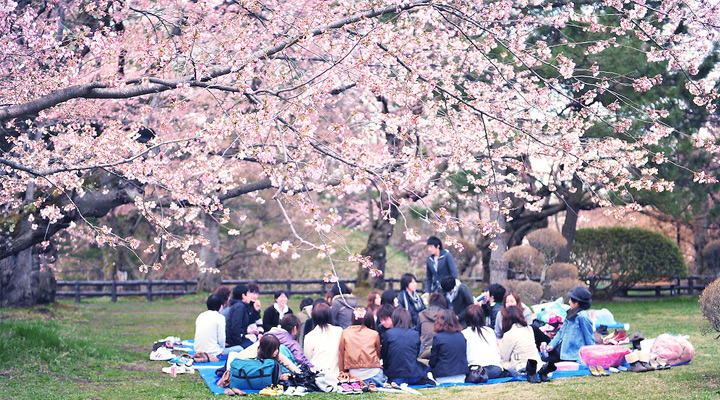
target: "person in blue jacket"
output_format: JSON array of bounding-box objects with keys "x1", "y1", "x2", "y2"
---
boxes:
[
  {"x1": 381, "y1": 308, "x2": 428, "y2": 384},
  {"x1": 425, "y1": 236, "x2": 458, "y2": 294},
  {"x1": 540, "y1": 287, "x2": 595, "y2": 381},
  {"x1": 429, "y1": 309, "x2": 468, "y2": 384}
]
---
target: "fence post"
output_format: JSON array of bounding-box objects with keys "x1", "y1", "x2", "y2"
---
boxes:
[
  {"x1": 147, "y1": 280, "x2": 153, "y2": 301},
  {"x1": 286, "y1": 281, "x2": 292, "y2": 296},
  {"x1": 74, "y1": 281, "x2": 81, "y2": 304},
  {"x1": 183, "y1": 280, "x2": 188, "y2": 293},
  {"x1": 688, "y1": 276, "x2": 694, "y2": 296},
  {"x1": 111, "y1": 281, "x2": 117, "y2": 303}
]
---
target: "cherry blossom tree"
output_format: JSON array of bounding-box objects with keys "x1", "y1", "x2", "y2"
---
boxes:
[{"x1": 1, "y1": 0, "x2": 718, "y2": 306}]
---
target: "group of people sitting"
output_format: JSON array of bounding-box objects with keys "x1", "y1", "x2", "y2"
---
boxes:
[{"x1": 192, "y1": 237, "x2": 596, "y2": 391}]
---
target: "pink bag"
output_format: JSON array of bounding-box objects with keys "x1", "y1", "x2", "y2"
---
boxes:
[
  {"x1": 579, "y1": 345, "x2": 631, "y2": 369},
  {"x1": 650, "y1": 334, "x2": 694, "y2": 365}
]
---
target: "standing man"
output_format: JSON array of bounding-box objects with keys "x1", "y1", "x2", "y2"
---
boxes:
[{"x1": 425, "y1": 236, "x2": 459, "y2": 294}]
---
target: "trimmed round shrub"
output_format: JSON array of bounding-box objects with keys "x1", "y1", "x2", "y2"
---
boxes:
[
  {"x1": 699, "y1": 278, "x2": 720, "y2": 334},
  {"x1": 504, "y1": 279, "x2": 543, "y2": 305},
  {"x1": 502, "y1": 246, "x2": 544, "y2": 277},
  {"x1": 527, "y1": 228, "x2": 567, "y2": 265},
  {"x1": 547, "y1": 263, "x2": 579, "y2": 280},
  {"x1": 547, "y1": 278, "x2": 587, "y2": 301},
  {"x1": 702, "y1": 240, "x2": 720, "y2": 276}
]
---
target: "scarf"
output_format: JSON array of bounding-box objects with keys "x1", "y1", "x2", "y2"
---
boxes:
[
  {"x1": 565, "y1": 304, "x2": 589, "y2": 321},
  {"x1": 403, "y1": 290, "x2": 424, "y2": 311},
  {"x1": 446, "y1": 287, "x2": 458, "y2": 304}
]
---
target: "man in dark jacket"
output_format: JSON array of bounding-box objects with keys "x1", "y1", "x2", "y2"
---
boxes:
[
  {"x1": 225, "y1": 283, "x2": 261, "y2": 348},
  {"x1": 440, "y1": 277, "x2": 474, "y2": 328},
  {"x1": 425, "y1": 236, "x2": 458, "y2": 294}
]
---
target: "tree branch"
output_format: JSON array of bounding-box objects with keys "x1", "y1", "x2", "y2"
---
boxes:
[{"x1": 0, "y1": 1, "x2": 432, "y2": 122}]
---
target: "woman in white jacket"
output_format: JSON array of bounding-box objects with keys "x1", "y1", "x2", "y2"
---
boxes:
[{"x1": 303, "y1": 303, "x2": 343, "y2": 392}]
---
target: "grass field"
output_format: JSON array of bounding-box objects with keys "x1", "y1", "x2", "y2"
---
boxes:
[{"x1": 1, "y1": 294, "x2": 719, "y2": 400}]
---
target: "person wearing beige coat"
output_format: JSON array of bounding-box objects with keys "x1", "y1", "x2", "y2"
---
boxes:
[{"x1": 498, "y1": 307, "x2": 541, "y2": 377}]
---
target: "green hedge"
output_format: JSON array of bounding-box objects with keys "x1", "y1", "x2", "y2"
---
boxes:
[{"x1": 570, "y1": 227, "x2": 687, "y2": 297}]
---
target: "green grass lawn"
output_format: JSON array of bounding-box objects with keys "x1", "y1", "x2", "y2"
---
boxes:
[{"x1": 1, "y1": 295, "x2": 719, "y2": 399}]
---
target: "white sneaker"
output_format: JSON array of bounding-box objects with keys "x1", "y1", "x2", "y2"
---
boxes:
[
  {"x1": 285, "y1": 387, "x2": 296, "y2": 396},
  {"x1": 162, "y1": 365, "x2": 195, "y2": 376},
  {"x1": 294, "y1": 387, "x2": 307, "y2": 396},
  {"x1": 150, "y1": 347, "x2": 174, "y2": 361}
]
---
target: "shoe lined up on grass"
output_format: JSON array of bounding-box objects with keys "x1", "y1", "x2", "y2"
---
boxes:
[
  {"x1": 161, "y1": 364, "x2": 195, "y2": 377},
  {"x1": 589, "y1": 365, "x2": 609, "y2": 376},
  {"x1": 224, "y1": 388, "x2": 247, "y2": 396},
  {"x1": 168, "y1": 355, "x2": 193, "y2": 367},
  {"x1": 258, "y1": 385, "x2": 283, "y2": 396},
  {"x1": 150, "y1": 347, "x2": 175, "y2": 361}
]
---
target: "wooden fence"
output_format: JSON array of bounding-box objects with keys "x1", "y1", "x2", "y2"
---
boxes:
[
  {"x1": 584, "y1": 275, "x2": 714, "y2": 297},
  {"x1": 56, "y1": 275, "x2": 712, "y2": 303},
  {"x1": 57, "y1": 277, "x2": 406, "y2": 303}
]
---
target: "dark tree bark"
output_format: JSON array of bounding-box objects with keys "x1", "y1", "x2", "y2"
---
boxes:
[
  {"x1": 198, "y1": 213, "x2": 222, "y2": 292},
  {"x1": 0, "y1": 245, "x2": 56, "y2": 307},
  {"x1": 357, "y1": 196, "x2": 399, "y2": 290},
  {"x1": 557, "y1": 176, "x2": 592, "y2": 263},
  {"x1": 488, "y1": 192, "x2": 509, "y2": 284}
]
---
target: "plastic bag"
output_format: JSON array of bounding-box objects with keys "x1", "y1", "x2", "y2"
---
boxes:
[
  {"x1": 579, "y1": 345, "x2": 631, "y2": 368},
  {"x1": 650, "y1": 334, "x2": 694, "y2": 365}
]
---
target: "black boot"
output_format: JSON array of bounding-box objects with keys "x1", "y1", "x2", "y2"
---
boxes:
[
  {"x1": 526, "y1": 360, "x2": 541, "y2": 383},
  {"x1": 538, "y1": 362, "x2": 556, "y2": 382}
]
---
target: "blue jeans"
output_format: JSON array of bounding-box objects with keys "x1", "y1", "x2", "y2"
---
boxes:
[
  {"x1": 224, "y1": 345, "x2": 244, "y2": 354},
  {"x1": 363, "y1": 369, "x2": 387, "y2": 386},
  {"x1": 435, "y1": 374, "x2": 466, "y2": 384},
  {"x1": 391, "y1": 376, "x2": 424, "y2": 385}
]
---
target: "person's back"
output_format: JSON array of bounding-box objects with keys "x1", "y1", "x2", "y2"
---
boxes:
[
  {"x1": 417, "y1": 293, "x2": 447, "y2": 348},
  {"x1": 499, "y1": 323, "x2": 540, "y2": 372},
  {"x1": 296, "y1": 298, "x2": 313, "y2": 346},
  {"x1": 304, "y1": 325, "x2": 342, "y2": 374},
  {"x1": 463, "y1": 326, "x2": 501, "y2": 367},
  {"x1": 417, "y1": 306, "x2": 442, "y2": 347},
  {"x1": 194, "y1": 294, "x2": 226, "y2": 356},
  {"x1": 268, "y1": 315, "x2": 314, "y2": 369},
  {"x1": 339, "y1": 325, "x2": 381, "y2": 371},
  {"x1": 429, "y1": 331, "x2": 468, "y2": 380},
  {"x1": 382, "y1": 308, "x2": 425, "y2": 384},
  {"x1": 429, "y1": 309, "x2": 468, "y2": 384},
  {"x1": 303, "y1": 303, "x2": 342, "y2": 391},
  {"x1": 494, "y1": 302, "x2": 533, "y2": 339},
  {"x1": 331, "y1": 294, "x2": 357, "y2": 329}
]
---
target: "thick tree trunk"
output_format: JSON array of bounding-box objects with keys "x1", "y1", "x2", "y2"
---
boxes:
[
  {"x1": 693, "y1": 212, "x2": 710, "y2": 274},
  {"x1": 488, "y1": 193, "x2": 508, "y2": 284},
  {"x1": 0, "y1": 247, "x2": 56, "y2": 307},
  {"x1": 198, "y1": 213, "x2": 222, "y2": 292},
  {"x1": 557, "y1": 201, "x2": 580, "y2": 263},
  {"x1": 557, "y1": 177, "x2": 583, "y2": 263},
  {"x1": 357, "y1": 201, "x2": 399, "y2": 290}
]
